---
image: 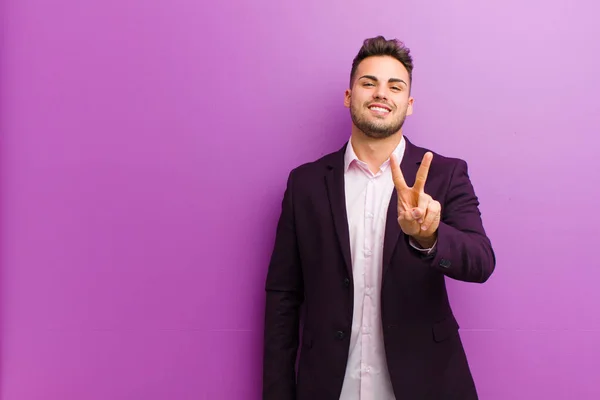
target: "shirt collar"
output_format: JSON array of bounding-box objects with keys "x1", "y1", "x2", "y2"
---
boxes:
[{"x1": 344, "y1": 135, "x2": 406, "y2": 173}]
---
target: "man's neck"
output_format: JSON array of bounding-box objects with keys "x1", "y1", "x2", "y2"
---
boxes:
[{"x1": 350, "y1": 128, "x2": 403, "y2": 174}]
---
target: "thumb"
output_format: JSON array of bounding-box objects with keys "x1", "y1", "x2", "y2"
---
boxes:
[{"x1": 411, "y1": 208, "x2": 423, "y2": 219}]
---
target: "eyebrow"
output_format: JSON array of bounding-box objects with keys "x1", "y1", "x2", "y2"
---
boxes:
[{"x1": 359, "y1": 75, "x2": 407, "y2": 87}]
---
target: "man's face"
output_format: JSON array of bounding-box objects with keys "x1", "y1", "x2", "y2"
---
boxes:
[{"x1": 345, "y1": 56, "x2": 414, "y2": 139}]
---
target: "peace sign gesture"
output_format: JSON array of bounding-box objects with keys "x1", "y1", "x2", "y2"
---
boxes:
[{"x1": 390, "y1": 152, "x2": 441, "y2": 247}]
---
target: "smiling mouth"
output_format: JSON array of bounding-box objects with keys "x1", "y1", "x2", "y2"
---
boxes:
[{"x1": 368, "y1": 105, "x2": 391, "y2": 115}]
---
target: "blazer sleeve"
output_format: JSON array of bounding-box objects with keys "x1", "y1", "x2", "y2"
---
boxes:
[
  {"x1": 429, "y1": 159, "x2": 496, "y2": 283},
  {"x1": 262, "y1": 170, "x2": 304, "y2": 400}
]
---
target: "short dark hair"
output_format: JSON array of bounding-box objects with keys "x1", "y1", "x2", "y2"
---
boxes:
[{"x1": 349, "y1": 36, "x2": 414, "y2": 88}]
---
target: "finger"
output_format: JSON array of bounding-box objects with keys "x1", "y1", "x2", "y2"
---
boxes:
[
  {"x1": 413, "y1": 152, "x2": 433, "y2": 193},
  {"x1": 398, "y1": 211, "x2": 420, "y2": 236},
  {"x1": 398, "y1": 201, "x2": 407, "y2": 214},
  {"x1": 415, "y1": 194, "x2": 431, "y2": 224},
  {"x1": 399, "y1": 209, "x2": 416, "y2": 223},
  {"x1": 390, "y1": 153, "x2": 409, "y2": 191},
  {"x1": 409, "y1": 208, "x2": 424, "y2": 226},
  {"x1": 421, "y1": 201, "x2": 441, "y2": 232}
]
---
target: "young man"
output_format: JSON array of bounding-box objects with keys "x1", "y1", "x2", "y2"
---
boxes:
[{"x1": 263, "y1": 36, "x2": 496, "y2": 400}]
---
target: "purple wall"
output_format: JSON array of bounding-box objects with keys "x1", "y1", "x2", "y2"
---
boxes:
[{"x1": 1, "y1": 0, "x2": 599, "y2": 399}]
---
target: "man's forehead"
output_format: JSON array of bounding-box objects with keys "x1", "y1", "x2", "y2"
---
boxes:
[{"x1": 356, "y1": 57, "x2": 409, "y2": 79}]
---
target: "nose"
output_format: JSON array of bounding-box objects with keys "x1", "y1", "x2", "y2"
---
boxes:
[{"x1": 373, "y1": 84, "x2": 388, "y2": 100}]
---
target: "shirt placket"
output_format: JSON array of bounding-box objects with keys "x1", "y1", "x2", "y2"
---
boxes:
[{"x1": 361, "y1": 174, "x2": 376, "y2": 399}]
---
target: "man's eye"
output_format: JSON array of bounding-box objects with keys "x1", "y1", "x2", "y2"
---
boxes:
[
  {"x1": 391, "y1": 86, "x2": 401, "y2": 91},
  {"x1": 363, "y1": 83, "x2": 375, "y2": 87}
]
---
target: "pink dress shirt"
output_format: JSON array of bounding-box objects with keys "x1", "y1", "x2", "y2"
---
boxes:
[{"x1": 339, "y1": 136, "x2": 434, "y2": 400}]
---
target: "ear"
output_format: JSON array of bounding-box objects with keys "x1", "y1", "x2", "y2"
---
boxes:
[
  {"x1": 406, "y1": 96, "x2": 414, "y2": 116},
  {"x1": 344, "y1": 88, "x2": 351, "y2": 108}
]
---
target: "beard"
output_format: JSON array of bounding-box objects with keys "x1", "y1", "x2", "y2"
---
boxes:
[{"x1": 350, "y1": 101, "x2": 407, "y2": 139}]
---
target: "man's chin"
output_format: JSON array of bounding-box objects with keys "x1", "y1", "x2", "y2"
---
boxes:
[
  {"x1": 362, "y1": 129, "x2": 397, "y2": 139},
  {"x1": 351, "y1": 113, "x2": 404, "y2": 139}
]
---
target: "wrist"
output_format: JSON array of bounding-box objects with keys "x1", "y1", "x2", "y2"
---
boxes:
[{"x1": 412, "y1": 233, "x2": 437, "y2": 249}]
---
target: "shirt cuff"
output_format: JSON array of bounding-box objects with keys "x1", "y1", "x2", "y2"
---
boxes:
[{"x1": 409, "y1": 237, "x2": 437, "y2": 255}]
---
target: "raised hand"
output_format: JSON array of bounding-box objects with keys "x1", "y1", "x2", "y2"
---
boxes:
[{"x1": 390, "y1": 152, "x2": 441, "y2": 247}]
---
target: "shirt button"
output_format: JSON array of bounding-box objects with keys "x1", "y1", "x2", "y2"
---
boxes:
[
  {"x1": 366, "y1": 212, "x2": 374, "y2": 218},
  {"x1": 365, "y1": 250, "x2": 372, "y2": 257}
]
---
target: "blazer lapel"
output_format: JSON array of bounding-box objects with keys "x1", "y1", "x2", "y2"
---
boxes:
[
  {"x1": 382, "y1": 137, "x2": 423, "y2": 276},
  {"x1": 325, "y1": 145, "x2": 353, "y2": 278}
]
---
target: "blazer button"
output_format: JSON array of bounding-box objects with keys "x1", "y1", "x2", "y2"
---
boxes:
[
  {"x1": 439, "y1": 259, "x2": 452, "y2": 268},
  {"x1": 335, "y1": 330, "x2": 345, "y2": 340},
  {"x1": 343, "y1": 278, "x2": 350, "y2": 287}
]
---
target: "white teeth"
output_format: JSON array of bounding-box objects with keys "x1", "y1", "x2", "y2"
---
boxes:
[{"x1": 370, "y1": 107, "x2": 390, "y2": 113}]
